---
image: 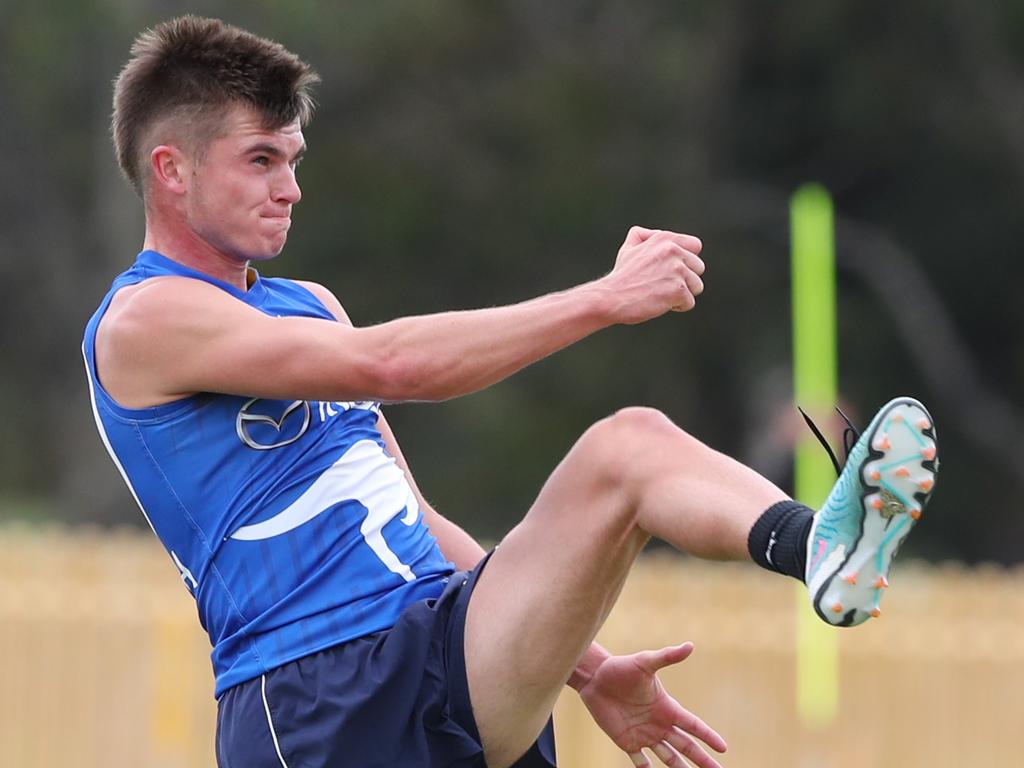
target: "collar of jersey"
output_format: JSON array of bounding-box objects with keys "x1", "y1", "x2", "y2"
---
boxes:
[{"x1": 136, "y1": 250, "x2": 269, "y2": 306}]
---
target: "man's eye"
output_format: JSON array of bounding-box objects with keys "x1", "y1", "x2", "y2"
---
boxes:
[{"x1": 253, "y1": 156, "x2": 270, "y2": 166}]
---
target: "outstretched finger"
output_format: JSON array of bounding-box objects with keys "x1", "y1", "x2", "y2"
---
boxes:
[
  {"x1": 630, "y1": 750, "x2": 652, "y2": 767},
  {"x1": 668, "y1": 726, "x2": 726, "y2": 768},
  {"x1": 675, "y1": 710, "x2": 728, "y2": 754},
  {"x1": 652, "y1": 741, "x2": 686, "y2": 766}
]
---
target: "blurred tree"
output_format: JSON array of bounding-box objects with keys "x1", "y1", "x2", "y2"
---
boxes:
[{"x1": 1, "y1": 0, "x2": 1021, "y2": 562}]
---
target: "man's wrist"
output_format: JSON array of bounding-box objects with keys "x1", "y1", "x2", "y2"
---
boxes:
[
  {"x1": 567, "y1": 641, "x2": 611, "y2": 691},
  {"x1": 578, "y1": 277, "x2": 620, "y2": 327}
]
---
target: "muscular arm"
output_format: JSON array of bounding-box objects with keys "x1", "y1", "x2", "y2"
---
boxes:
[
  {"x1": 376, "y1": 412, "x2": 486, "y2": 570},
  {"x1": 96, "y1": 228, "x2": 704, "y2": 408},
  {"x1": 298, "y1": 281, "x2": 487, "y2": 570}
]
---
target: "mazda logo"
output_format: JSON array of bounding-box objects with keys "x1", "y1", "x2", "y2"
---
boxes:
[{"x1": 235, "y1": 398, "x2": 311, "y2": 450}]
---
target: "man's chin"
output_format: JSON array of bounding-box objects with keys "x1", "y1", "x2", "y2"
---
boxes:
[{"x1": 247, "y1": 240, "x2": 288, "y2": 262}]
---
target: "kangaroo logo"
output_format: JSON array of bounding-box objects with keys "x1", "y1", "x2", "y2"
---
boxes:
[
  {"x1": 236, "y1": 398, "x2": 311, "y2": 450},
  {"x1": 230, "y1": 439, "x2": 421, "y2": 581}
]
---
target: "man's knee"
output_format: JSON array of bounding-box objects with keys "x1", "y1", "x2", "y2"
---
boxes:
[
  {"x1": 590, "y1": 406, "x2": 689, "y2": 447},
  {"x1": 578, "y1": 406, "x2": 701, "y2": 487}
]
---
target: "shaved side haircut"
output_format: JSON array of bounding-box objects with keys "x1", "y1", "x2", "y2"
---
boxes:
[{"x1": 112, "y1": 15, "x2": 319, "y2": 196}]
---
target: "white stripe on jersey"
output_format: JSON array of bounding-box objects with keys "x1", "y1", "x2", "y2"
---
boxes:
[
  {"x1": 82, "y1": 343, "x2": 197, "y2": 592},
  {"x1": 81, "y1": 342, "x2": 159, "y2": 537}
]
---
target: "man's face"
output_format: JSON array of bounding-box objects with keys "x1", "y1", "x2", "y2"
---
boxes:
[{"x1": 184, "y1": 105, "x2": 305, "y2": 263}]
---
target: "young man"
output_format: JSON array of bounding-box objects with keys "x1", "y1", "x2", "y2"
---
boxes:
[{"x1": 84, "y1": 16, "x2": 938, "y2": 768}]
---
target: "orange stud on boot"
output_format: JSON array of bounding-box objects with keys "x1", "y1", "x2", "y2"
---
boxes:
[
  {"x1": 832, "y1": 602, "x2": 844, "y2": 614},
  {"x1": 870, "y1": 607, "x2": 882, "y2": 618},
  {"x1": 874, "y1": 576, "x2": 889, "y2": 589},
  {"x1": 842, "y1": 572, "x2": 858, "y2": 585}
]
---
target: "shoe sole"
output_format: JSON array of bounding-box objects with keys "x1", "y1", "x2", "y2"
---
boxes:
[{"x1": 812, "y1": 397, "x2": 938, "y2": 626}]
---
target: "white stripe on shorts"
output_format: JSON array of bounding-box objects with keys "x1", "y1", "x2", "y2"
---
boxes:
[{"x1": 261, "y1": 674, "x2": 290, "y2": 768}]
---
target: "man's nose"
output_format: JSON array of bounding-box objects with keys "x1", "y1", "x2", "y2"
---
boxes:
[{"x1": 274, "y1": 166, "x2": 301, "y2": 205}]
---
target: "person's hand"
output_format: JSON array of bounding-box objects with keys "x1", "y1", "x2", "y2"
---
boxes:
[
  {"x1": 601, "y1": 227, "x2": 706, "y2": 324},
  {"x1": 576, "y1": 642, "x2": 727, "y2": 768}
]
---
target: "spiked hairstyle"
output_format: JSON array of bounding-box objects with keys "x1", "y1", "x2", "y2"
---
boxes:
[{"x1": 112, "y1": 16, "x2": 319, "y2": 196}]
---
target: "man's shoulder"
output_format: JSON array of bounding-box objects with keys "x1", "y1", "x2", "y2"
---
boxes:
[
  {"x1": 287, "y1": 279, "x2": 349, "y2": 324},
  {"x1": 98, "y1": 275, "x2": 236, "y2": 347},
  {"x1": 109, "y1": 275, "x2": 227, "y2": 318}
]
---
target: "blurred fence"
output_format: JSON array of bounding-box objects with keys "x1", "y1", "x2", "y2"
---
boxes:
[{"x1": 1, "y1": 525, "x2": 1021, "y2": 768}]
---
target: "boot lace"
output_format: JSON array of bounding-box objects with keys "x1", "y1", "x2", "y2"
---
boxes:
[{"x1": 797, "y1": 406, "x2": 860, "y2": 477}]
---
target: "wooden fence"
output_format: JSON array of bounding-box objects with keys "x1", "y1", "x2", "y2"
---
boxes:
[{"x1": 0, "y1": 525, "x2": 1021, "y2": 767}]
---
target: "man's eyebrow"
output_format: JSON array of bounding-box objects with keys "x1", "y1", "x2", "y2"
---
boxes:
[{"x1": 244, "y1": 142, "x2": 307, "y2": 161}]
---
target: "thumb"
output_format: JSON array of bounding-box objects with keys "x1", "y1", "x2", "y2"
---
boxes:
[
  {"x1": 638, "y1": 642, "x2": 695, "y2": 673},
  {"x1": 622, "y1": 225, "x2": 659, "y2": 247}
]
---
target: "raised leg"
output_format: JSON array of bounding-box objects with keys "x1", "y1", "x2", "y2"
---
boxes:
[{"x1": 463, "y1": 407, "x2": 789, "y2": 767}]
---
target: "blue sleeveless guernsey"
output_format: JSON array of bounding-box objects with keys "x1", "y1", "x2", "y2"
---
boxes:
[{"x1": 82, "y1": 250, "x2": 455, "y2": 697}]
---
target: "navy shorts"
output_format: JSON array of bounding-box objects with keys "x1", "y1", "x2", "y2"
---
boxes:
[{"x1": 216, "y1": 555, "x2": 557, "y2": 767}]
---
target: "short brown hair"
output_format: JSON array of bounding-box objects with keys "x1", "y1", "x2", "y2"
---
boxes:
[{"x1": 112, "y1": 16, "x2": 319, "y2": 195}]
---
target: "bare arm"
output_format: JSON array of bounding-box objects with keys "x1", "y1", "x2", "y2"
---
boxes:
[
  {"x1": 292, "y1": 282, "x2": 487, "y2": 569},
  {"x1": 375, "y1": 412, "x2": 486, "y2": 570},
  {"x1": 96, "y1": 228, "x2": 704, "y2": 408}
]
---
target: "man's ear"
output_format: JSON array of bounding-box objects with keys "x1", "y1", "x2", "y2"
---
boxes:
[{"x1": 150, "y1": 145, "x2": 189, "y2": 195}]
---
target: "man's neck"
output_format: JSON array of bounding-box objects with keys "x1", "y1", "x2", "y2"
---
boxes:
[{"x1": 143, "y1": 223, "x2": 251, "y2": 292}]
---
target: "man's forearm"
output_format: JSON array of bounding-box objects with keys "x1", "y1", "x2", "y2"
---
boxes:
[
  {"x1": 356, "y1": 281, "x2": 614, "y2": 403},
  {"x1": 425, "y1": 510, "x2": 488, "y2": 571}
]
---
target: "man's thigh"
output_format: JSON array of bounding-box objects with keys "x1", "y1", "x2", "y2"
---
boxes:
[
  {"x1": 463, "y1": 425, "x2": 649, "y2": 767},
  {"x1": 448, "y1": 557, "x2": 559, "y2": 768}
]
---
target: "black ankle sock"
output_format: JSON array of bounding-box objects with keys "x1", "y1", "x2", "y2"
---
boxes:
[{"x1": 747, "y1": 500, "x2": 816, "y2": 582}]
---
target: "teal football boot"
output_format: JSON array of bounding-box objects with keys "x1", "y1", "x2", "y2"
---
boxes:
[{"x1": 804, "y1": 397, "x2": 938, "y2": 627}]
